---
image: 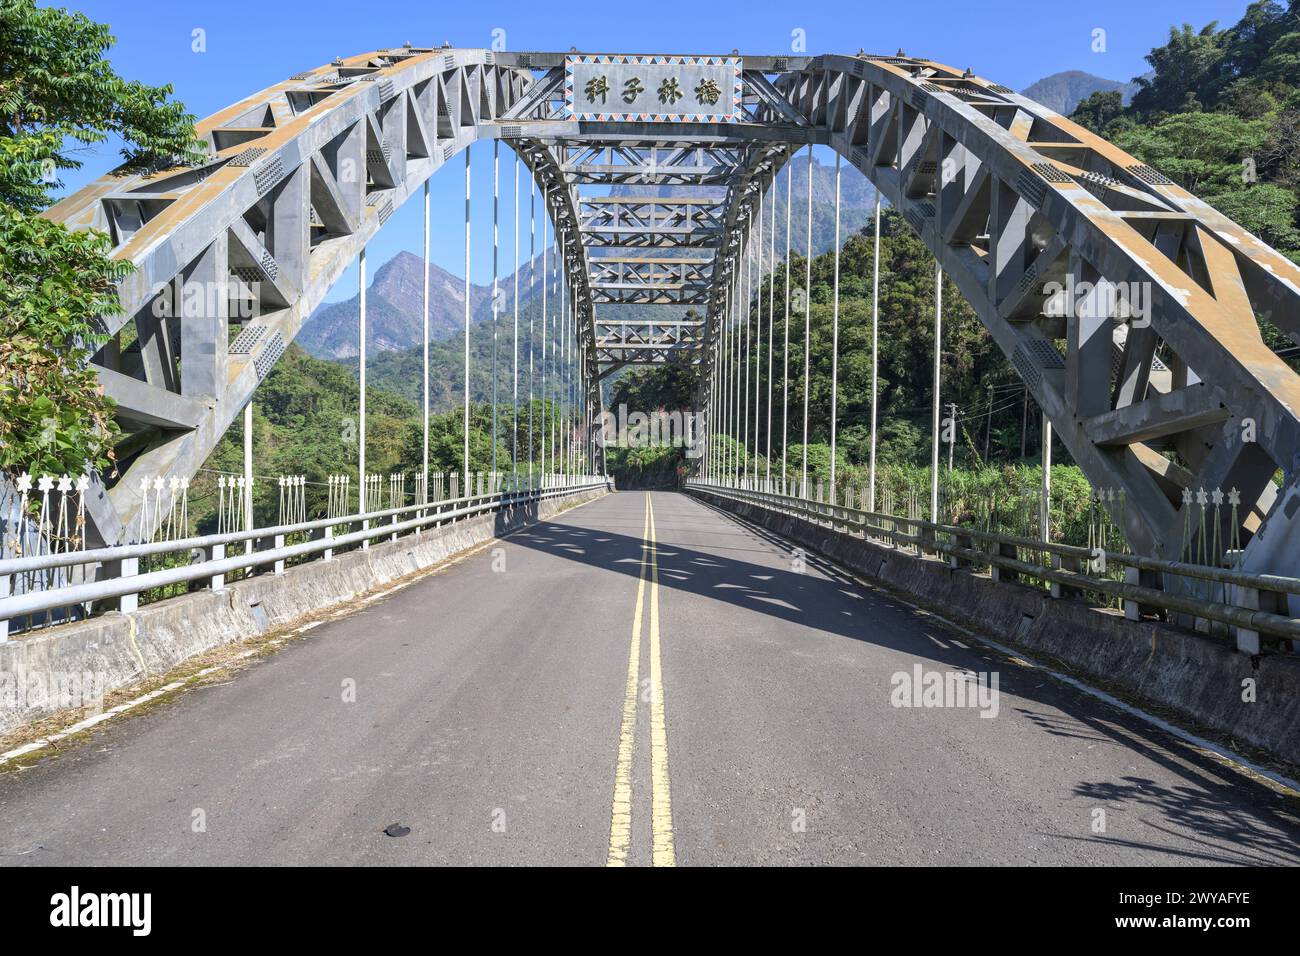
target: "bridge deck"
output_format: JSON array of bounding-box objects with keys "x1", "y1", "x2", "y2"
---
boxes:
[{"x1": 1, "y1": 491, "x2": 1296, "y2": 865}]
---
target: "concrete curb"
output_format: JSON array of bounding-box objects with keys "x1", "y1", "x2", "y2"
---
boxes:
[
  {"x1": 0, "y1": 488, "x2": 607, "y2": 734},
  {"x1": 693, "y1": 489, "x2": 1300, "y2": 766}
]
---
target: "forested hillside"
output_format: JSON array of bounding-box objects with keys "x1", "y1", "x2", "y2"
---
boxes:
[{"x1": 197, "y1": 345, "x2": 571, "y2": 528}]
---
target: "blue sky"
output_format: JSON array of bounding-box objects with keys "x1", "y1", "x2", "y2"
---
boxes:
[{"x1": 54, "y1": 0, "x2": 1253, "y2": 299}]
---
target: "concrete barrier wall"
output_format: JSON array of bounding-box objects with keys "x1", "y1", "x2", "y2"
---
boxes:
[
  {"x1": 0, "y1": 487, "x2": 607, "y2": 734},
  {"x1": 694, "y1": 489, "x2": 1300, "y2": 766}
]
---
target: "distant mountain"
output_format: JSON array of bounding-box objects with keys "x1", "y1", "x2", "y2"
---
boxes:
[
  {"x1": 1021, "y1": 71, "x2": 1140, "y2": 116},
  {"x1": 300, "y1": 250, "x2": 560, "y2": 361},
  {"x1": 299, "y1": 253, "x2": 489, "y2": 360}
]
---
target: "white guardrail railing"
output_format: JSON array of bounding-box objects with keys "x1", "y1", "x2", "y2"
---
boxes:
[
  {"x1": 0, "y1": 477, "x2": 610, "y2": 641},
  {"x1": 687, "y1": 479, "x2": 1300, "y2": 654}
]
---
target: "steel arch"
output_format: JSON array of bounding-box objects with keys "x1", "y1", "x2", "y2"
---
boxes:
[
  {"x1": 45, "y1": 48, "x2": 1300, "y2": 587},
  {"x1": 768, "y1": 53, "x2": 1300, "y2": 585},
  {"x1": 48, "y1": 46, "x2": 544, "y2": 545}
]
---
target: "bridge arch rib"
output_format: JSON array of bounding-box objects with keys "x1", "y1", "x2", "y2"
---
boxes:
[
  {"x1": 690, "y1": 53, "x2": 1300, "y2": 581},
  {"x1": 47, "y1": 49, "x2": 1300, "y2": 582}
]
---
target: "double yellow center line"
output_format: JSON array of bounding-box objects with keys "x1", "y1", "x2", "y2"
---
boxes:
[{"x1": 607, "y1": 493, "x2": 675, "y2": 867}]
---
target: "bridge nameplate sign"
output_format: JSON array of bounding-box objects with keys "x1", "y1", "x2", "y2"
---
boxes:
[{"x1": 564, "y1": 55, "x2": 741, "y2": 123}]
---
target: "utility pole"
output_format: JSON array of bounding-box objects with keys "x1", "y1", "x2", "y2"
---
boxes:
[
  {"x1": 1041, "y1": 414, "x2": 1053, "y2": 542},
  {"x1": 983, "y1": 383, "x2": 993, "y2": 464},
  {"x1": 946, "y1": 401, "x2": 958, "y2": 471},
  {"x1": 1021, "y1": 386, "x2": 1028, "y2": 459},
  {"x1": 930, "y1": 263, "x2": 943, "y2": 522}
]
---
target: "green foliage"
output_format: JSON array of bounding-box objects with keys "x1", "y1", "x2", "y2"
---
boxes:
[
  {"x1": 201, "y1": 345, "x2": 416, "y2": 526},
  {"x1": 1113, "y1": 112, "x2": 1268, "y2": 194},
  {"x1": 0, "y1": 0, "x2": 204, "y2": 211},
  {"x1": 0, "y1": 204, "x2": 121, "y2": 475},
  {"x1": 0, "y1": 0, "x2": 201, "y2": 484},
  {"x1": 1071, "y1": 90, "x2": 1125, "y2": 134},
  {"x1": 605, "y1": 443, "x2": 685, "y2": 488},
  {"x1": 781, "y1": 443, "x2": 844, "y2": 484},
  {"x1": 1130, "y1": 21, "x2": 1226, "y2": 115},
  {"x1": 704, "y1": 208, "x2": 1031, "y2": 471},
  {"x1": 1211, "y1": 182, "x2": 1300, "y2": 253},
  {"x1": 608, "y1": 359, "x2": 697, "y2": 413},
  {"x1": 349, "y1": 305, "x2": 581, "y2": 414},
  {"x1": 197, "y1": 346, "x2": 595, "y2": 528}
]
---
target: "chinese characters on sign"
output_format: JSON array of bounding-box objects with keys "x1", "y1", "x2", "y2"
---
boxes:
[
  {"x1": 565, "y1": 56, "x2": 741, "y2": 122},
  {"x1": 584, "y1": 75, "x2": 609, "y2": 104}
]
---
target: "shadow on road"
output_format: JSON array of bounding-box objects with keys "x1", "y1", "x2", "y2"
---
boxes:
[{"x1": 505, "y1": 490, "x2": 1300, "y2": 864}]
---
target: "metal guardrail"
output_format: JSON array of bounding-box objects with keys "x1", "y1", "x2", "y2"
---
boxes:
[
  {"x1": 688, "y1": 480, "x2": 1300, "y2": 653},
  {"x1": 0, "y1": 478, "x2": 610, "y2": 640}
]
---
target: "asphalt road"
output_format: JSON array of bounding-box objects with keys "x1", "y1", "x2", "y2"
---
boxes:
[{"x1": 1, "y1": 490, "x2": 1297, "y2": 866}]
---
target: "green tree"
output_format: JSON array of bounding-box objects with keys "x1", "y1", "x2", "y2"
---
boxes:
[
  {"x1": 1114, "y1": 111, "x2": 1268, "y2": 194},
  {"x1": 0, "y1": 0, "x2": 203, "y2": 481},
  {"x1": 608, "y1": 359, "x2": 697, "y2": 413},
  {"x1": 0, "y1": 211, "x2": 124, "y2": 475},
  {"x1": 1216, "y1": 1, "x2": 1295, "y2": 102},
  {"x1": 0, "y1": 0, "x2": 204, "y2": 211},
  {"x1": 1131, "y1": 22, "x2": 1225, "y2": 116},
  {"x1": 1070, "y1": 90, "x2": 1124, "y2": 134}
]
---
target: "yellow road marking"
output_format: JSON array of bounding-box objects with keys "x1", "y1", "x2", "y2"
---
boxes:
[
  {"x1": 606, "y1": 493, "x2": 650, "y2": 866},
  {"x1": 646, "y1": 494, "x2": 676, "y2": 866}
]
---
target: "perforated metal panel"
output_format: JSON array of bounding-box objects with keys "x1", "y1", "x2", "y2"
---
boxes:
[
  {"x1": 1030, "y1": 161, "x2": 1073, "y2": 184},
  {"x1": 227, "y1": 147, "x2": 268, "y2": 168},
  {"x1": 1021, "y1": 337, "x2": 1065, "y2": 368},
  {"x1": 253, "y1": 156, "x2": 285, "y2": 196},
  {"x1": 1081, "y1": 170, "x2": 1120, "y2": 187},
  {"x1": 1015, "y1": 168, "x2": 1046, "y2": 206},
  {"x1": 1012, "y1": 339, "x2": 1064, "y2": 390},
  {"x1": 1127, "y1": 163, "x2": 1175, "y2": 187},
  {"x1": 259, "y1": 250, "x2": 279, "y2": 281},
  {"x1": 1016, "y1": 262, "x2": 1040, "y2": 297},
  {"x1": 254, "y1": 331, "x2": 286, "y2": 380},
  {"x1": 229, "y1": 325, "x2": 268, "y2": 355},
  {"x1": 1078, "y1": 170, "x2": 1119, "y2": 201}
]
